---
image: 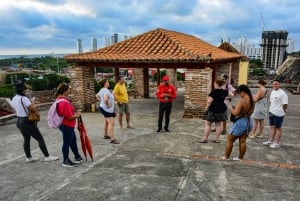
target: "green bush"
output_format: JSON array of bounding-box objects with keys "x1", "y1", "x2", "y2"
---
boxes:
[
  {"x1": 177, "y1": 72, "x2": 185, "y2": 81},
  {"x1": 44, "y1": 74, "x2": 70, "y2": 90},
  {"x1": 31, "y1": 79, "x2": 48, "y2": 91},
  {"x1": 94, "y1": 79, "x2": 116, "y2": 93},
  {"x1": 0, "y1": 84, "x2": 15, "y2": 99},
  {"x1": 251, "y1": 68, "x2": 264, "y2": 76},
  {"x1": 108, "y1": 79, "x2": 116, "y2": 90}
]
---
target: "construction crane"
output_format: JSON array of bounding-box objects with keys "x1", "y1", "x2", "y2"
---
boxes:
[{"x1": 260, "y1": 12, "x2": 266, "y2": 32}]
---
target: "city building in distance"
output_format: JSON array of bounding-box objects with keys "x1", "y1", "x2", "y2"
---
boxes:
[{"x1": 260, "y1": 30, "x2": 288, "y2": 69}]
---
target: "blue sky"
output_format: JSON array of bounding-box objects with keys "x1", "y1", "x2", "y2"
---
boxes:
[{"x1": 0, "y1": 0, "x2": 299, "y2": 55}]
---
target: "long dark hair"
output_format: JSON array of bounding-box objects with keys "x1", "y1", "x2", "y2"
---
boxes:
[
  {"x1": 237, "y1": 84, "x2": 254, "y2": 107},
  {"x1": 99, "y1": 79, "x2": 108, "y2": 88},
  {"x1": 15, "y1": 82, "x2": 27, "y2": 96},
  {"x1": 55, "y1": 83, "x2": 70, "y2": 97}
]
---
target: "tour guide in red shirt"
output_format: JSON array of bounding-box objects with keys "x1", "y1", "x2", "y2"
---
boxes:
[{"x1": 156, "y1": 75, "x2": 177, "y2": 132}]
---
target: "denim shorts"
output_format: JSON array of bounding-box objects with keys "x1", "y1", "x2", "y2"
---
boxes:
[
  {"x1": 229, "y1": 117, "x2": 253, "y2": 137},
  {"x1": 269, "y1": 112, "x2": 284, "y2": 128}
]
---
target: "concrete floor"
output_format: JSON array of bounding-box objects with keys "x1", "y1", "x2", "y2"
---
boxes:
[{"x1": 0, "y1": 88, "x2": 299, "y2": 201}]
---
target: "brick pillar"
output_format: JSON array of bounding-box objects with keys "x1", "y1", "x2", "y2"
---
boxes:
[
  {"x1": 134, "y1": 68, "x2": 149, "y2": 98},
  {"x1": 69, "y1": 66, "x2": 95, "y2": 112},
  {"x1": 215, "y1": 62, "x2": 240, "y2": 87},
  {"x1": 183, "y1": 68, "x2": 213, "y2": 118},
  {"x1": 166, "y1": 69, "x2": 176, "y2": 86}
]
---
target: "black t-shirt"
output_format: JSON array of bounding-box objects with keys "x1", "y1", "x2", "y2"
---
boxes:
[{"x1": 209, "y1": 89, "x2": 228, "y2": 113}]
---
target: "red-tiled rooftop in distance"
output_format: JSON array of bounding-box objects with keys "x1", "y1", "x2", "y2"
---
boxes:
[
  {"x1": 65, "y1": 28, "x2": 244, "y2": 63},
  {"x1": 218, "y1": 42, "x2": 240, "y2": 53}
]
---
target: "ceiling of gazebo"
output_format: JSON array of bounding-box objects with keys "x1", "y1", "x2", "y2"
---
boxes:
[{"x1": 65, "y1": 28, "x2": 245, "y2": 65}]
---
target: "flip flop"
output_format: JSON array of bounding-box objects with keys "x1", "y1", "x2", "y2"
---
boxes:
[
  {"x1": 212, "y1": 140, "x2": 220, "y2": 143},
  {"x1": 198, "y1": 139, "x2": 208, "y2": 143}
]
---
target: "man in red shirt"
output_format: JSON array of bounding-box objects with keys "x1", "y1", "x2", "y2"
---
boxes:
[{"x1": 156, "y1": 75, "x2": 177, "y2": 132}]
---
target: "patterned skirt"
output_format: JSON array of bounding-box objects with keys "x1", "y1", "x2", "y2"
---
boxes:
[{"x1": 206, "y1": 110, "x2": 228, "y2": 122}]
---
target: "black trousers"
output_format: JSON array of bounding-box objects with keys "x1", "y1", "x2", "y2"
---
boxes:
[
  {"x1": 16, "y1": 117, "x2": 49, "y2": 158},
  {"x1": 158, "y1": 102, "x2": 172, "y2": 130}
]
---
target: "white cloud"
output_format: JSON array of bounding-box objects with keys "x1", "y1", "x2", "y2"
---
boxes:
[{"x1": 0, "y1": 0, "x2": 299, "y2": 55}]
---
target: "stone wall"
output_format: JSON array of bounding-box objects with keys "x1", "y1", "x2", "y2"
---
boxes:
[
  {"x1": 134, "y1": 68, "x2": 149, "y2": 98},
  {"x1": 183, "y1": 68, "x2": 213, "y2": 118}
]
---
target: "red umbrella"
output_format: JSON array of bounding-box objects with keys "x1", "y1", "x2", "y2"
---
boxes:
[{"x1": 77, "y1": 116, "x2": 93, "y2": 162}]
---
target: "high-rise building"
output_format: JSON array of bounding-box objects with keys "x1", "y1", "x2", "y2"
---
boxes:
[
  {"x1": 91, "y1": 38, "x2": 97, "y2": 51},
  {"x1": 287, "y1": 38, "x2": 295, "y2": 53},
  {"x1": 260, "y1": 30, "x2": 288, "y2": 69},
  {"x1": 111, "y1": 33, "x2": 118, "y2": 44},
  {"x1": 105, "y1": 37, "x2": 111, "y2": 47},
  {"x1": 246, "y1": 44, "x2": 261, "y2": 59},
  {"x1": 237, "y1": 37, "x2": 247, "y2": 55},
  {"x1": 77, "y1": 39, "x2": 83, "y2": 53}
]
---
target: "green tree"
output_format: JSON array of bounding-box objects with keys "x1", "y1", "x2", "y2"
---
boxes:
[
  {"x1": 5, "y1": 73, "x2": 29, "y2": 84},
  {"x1": 31, "y1": 79, "x2": 48, "y2": 91},
  {"x1": 0, "y1": 84, "x2": 15, "y2": 99}
]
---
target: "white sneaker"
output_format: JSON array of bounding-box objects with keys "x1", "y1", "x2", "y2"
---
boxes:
[
  {"x1": 45, "y1": 155, "x2": 59, "y2": 161},
  {"x1": 25, "y1": 157, "x2": 39, "y2": 163},
  {"x1": 232, "y1": 157, "x2": 241, "y2": 161},
  {"x1": 270, "y1": 143, "x2": 280, "y2": 148},
  {"x1": 262, "y1": 141, "x2": 273, "y2": 145}
]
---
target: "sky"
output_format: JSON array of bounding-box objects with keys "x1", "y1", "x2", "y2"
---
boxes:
[{"x1": 0, "y1": 0, "x2": 299, "y2": 55}]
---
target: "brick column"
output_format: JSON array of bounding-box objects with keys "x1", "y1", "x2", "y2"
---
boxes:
[
  {"x1": 166, "y1": 69, "x2": 176, "y2": 86},
  {"x1": 69, "y1": 66, "x2": 95, "y2": 112},
  {"x1": 183, "y1": 68, "x2": 213, "y2": 118},
  {"x1": 134, "y1": 68, "x2": 149, "y2": 98}
]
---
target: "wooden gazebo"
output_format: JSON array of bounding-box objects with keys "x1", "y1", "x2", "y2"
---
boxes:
[{"x1": 65, "y1": 28, "x2": 247, "y2": 117}]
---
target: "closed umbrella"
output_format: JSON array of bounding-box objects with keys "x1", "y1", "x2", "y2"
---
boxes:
[{"x1": 77, "y1": 116, "x2": 93, "y2": 161}]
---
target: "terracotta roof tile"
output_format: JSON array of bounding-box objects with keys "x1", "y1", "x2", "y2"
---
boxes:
[{"x1": 65, "y1": 28, "x2": 244, "y2": 63}]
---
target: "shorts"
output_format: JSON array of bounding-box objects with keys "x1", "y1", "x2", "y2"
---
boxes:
[
  {"x1": 117, "y1": 103, "x2": 130, "y2": 115},
  {"x1": 99, "y1": 107, "x2": 116, "y2": 118},
  {"x1": 229, "y1": 117, "x2": 253, "y2": 137},
  {"x1": 269, "y1": 112, "x2": 284, "y2": 128}
]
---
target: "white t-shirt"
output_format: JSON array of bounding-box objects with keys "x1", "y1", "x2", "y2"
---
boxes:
[
  {"x1": 11, "y1": 95, "x2": 31, "y2": 117},
  {"x1": 269, "y1": 89, "x2": 288, "y2": 116},
  {"x1": 97, "y1": 88, "x2": 114, "y2": 113}
]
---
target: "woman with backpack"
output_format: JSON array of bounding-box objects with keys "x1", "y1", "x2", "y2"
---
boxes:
[{"x1": 55, "y1": 83, "x2": 83, "y2": 167}]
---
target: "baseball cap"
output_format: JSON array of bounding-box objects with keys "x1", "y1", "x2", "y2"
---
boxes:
[{"x1": 162, "y1": 76, "x2": 169, "y2": 81}]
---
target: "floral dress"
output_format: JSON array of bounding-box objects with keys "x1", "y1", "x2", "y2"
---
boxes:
[{"x1": 252, "y1": 90, "x2": 268, "y2": 120}]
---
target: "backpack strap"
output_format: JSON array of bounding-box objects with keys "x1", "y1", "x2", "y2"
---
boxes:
[{"x1": 55, "y1": 99, "x2": 69, "y2": 116}]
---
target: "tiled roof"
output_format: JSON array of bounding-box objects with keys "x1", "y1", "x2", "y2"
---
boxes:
[
  {"x1": 65, "y1": 28, "x2": 244, "y2": 63},
  {"x1": 218, "y1": 42, "x2": 240, "y2": 53}
]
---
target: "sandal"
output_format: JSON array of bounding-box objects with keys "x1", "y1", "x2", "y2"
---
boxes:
[
  {"x1": 103, "y1": 136, "x2": 111, "y2": 139},
  {"x1": 220, "y1": 156, "x2": 230, "y2": 161},
  {"x1": 110, "y1": 139, "x2": 120, "y2": 144},
  {"x1": 197, "y1": 139, "x2": 208, "y2": 143},
  {"x1": 212, "y1": 140, "x2": 220, "y2": 143}
]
